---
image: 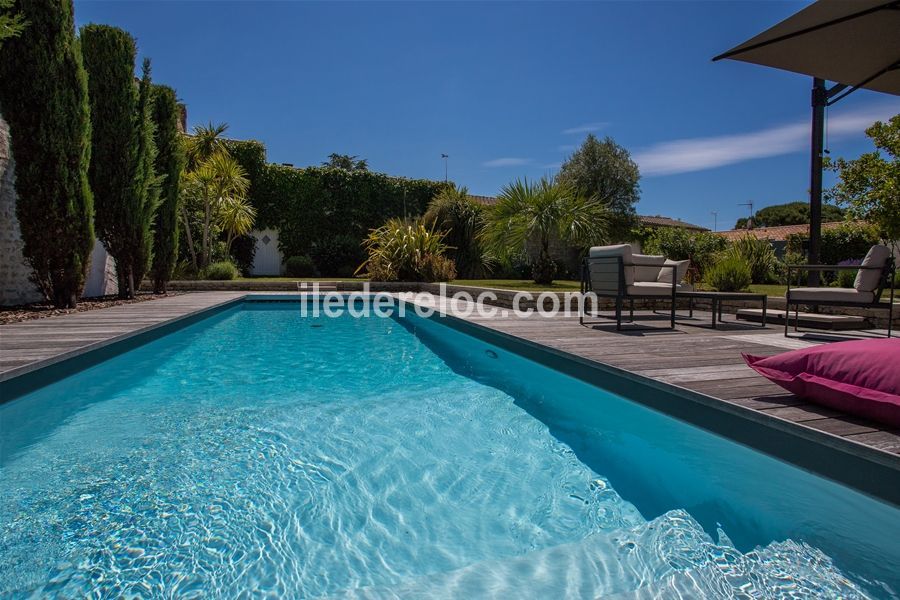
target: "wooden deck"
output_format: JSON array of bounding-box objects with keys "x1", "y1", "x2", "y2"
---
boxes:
[
  {"x1": 1, "y1": 291, "x2": 898, "y2": 462},
  {"x1": 0, "y1": 292, "x2": 244, "y2": 380},
  {"x1": 457, "y1": 308, "x2": 900, "y2": 457}
]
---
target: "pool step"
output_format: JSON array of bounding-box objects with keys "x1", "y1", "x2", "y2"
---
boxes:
[
  {"x1": 331, "y1": 509, "x2": 862, "y2": 599},
  {"x1": 332, "y1": 510, "x2": 713, "y2": 599},
  {"x1": 736, "y1": 308, "x2": 869, "y2": 330},
  {"x1": 295, "y1": 282, "x2": 338, "y2": 292}
]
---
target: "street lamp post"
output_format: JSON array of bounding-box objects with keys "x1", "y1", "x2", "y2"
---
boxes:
[{"x1": 441, "y1": 153, "x2": 448, "y2": 183}]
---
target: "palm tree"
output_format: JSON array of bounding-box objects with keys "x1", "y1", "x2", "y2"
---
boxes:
[
  {"x1": 482, "y1": 177, "x2": 610, "y2": 285},
  {"x1": 220, "y1": 195, "x2": 257, "y2": 256},
  {"x1": 186, "y1": 122, "x2": 228, "y2": 169},
  {"x1": 424, "y1": 185, "x2": 492, "y2": 278},
  {"x1": 182, "y1": 150, "x2": 250, "y2": 269}
]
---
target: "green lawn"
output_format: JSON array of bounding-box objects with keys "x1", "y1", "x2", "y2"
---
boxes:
[{"x1": 747, "y1": 284, "x2": 787, "y2": 296}]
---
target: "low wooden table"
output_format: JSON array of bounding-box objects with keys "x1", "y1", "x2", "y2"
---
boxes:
[{"x1": 676, "y1": 291, "x2": 768, "y2": 329}]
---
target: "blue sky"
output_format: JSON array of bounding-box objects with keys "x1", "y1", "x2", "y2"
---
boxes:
[{"x1": 74, "y1": 1, "x2": 899, "y2": 232}]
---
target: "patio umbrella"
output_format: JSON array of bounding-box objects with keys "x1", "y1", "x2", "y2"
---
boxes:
[{"x1": 713, "y1": 0, "x2": 900, "y2": 281}]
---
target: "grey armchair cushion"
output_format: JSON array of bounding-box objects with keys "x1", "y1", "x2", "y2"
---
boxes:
[
  {"x1": 632, "y1": 254, "x2": 666, "y2": 282},
  {"x1": 854, "y1": 245, "x2": 891, "y2": 292},
  {"x1": 788, "y1": 287, "x2": 874, "y2": 304},
  {"x1": 657, "y1": 259, "x2": 690, "y2": 284},
  {"x1": 589, "y1": 244, "x2": 635, "y2": 285}
]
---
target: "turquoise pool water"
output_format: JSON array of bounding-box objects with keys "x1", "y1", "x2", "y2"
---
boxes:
[{"x1": 1, "y1": 301, "x2": 899, "y2": 598}]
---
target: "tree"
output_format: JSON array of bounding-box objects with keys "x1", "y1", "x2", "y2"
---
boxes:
[
  {"x1": 482, "y1": 177, "x2": 610, "y2": 285},
  {"x1": 80, "y1": 26, "x2": 160, "y2": 298},
  {"x1": 423, "y1": 185, "x2": 491, "y2": 278},
  {"x1": 0, "y1": 0, "x2": 27, "y2": 48},
  {"x1": 827, "y1": 114, "x2": 900, "y2": 250},
  {"x1": 324, "y1": 153, "x2": 368, "y2": 171},
  {"x1": 149, "y1": 84, "x2": 185, "y2": 293},
  {"x1": 734, "y1": 201, "x2": 844, "y2": 229},
  {"x1": 0, "y1": 0, "x2": 94, "y2": 308},
  {"x1": 181, "y1": 149, "x2": 250, "y2": 269},
  {"x1": 556, "y1": 134, "x2": 640, "y2": 241}
]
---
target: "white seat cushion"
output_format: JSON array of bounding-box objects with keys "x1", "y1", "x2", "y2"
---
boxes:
[
  {"x1": 657, "y1": 259, "x2": 690, "y2": 284},
  {"x1": 788, "y1": 287, "x2": 874, "y2": 304},
  {"x1": 854, "y1": 245, "x2": 891, "y2": 292}
]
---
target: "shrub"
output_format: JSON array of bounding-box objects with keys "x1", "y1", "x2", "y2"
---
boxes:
[
  {"x1": 358, "y1": 218, "x2": 454, "y2": 282},
  {"x1": 204, "y1": 261, "x2": 238, "y2": 280},
  {"x1": 643, "y1": 227, "x2": 727, "y2": 280},
  {"x1": 310, "y1": 235, "x2": 364, "y2": 277},
  {"x1": 835, "y1": 259, "x2": 861, "y2": 288},
  {"x1": 705, "y1": 255, "x2": 752, "y2": 292},
  {"x1": 229, "y1": 234, "x2": 257, "y2": 276},
  {"x1": 0, "y1": 0, "x2": 95, "y2": 308},
  {"x1": 730, "y1": 235, "x2": 778, "y2": 284},
  {"x1": 285, "y1": 255, "x2": 318, "y2": 278}
]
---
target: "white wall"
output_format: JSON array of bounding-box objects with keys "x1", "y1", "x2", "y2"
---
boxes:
[
  {"x1": 83, "y1": 240, "x2": 118, "y2": 297},
  {"x1": 249, "y1": 228, "x2": 283, "y2": 276}
]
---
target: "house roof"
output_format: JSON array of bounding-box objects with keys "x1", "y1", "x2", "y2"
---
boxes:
[
  {"x1": 638, "y1": 215, "x2": 707, "y2": 231},
  {"x1": 716, "y1": 221, "x2": 849, "y2": 242},
  {"x1": 469, "y1": 194, "x2": 498, "y2": 206}
]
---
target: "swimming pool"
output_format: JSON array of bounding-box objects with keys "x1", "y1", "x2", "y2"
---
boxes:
[{"x1": 1, "y1": 299, "x2": 898, "y2": 597}]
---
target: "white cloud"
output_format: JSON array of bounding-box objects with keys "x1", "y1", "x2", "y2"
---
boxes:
[
  {"x1": 562, "y1": 122, "x2": 608, "y2": 135},
  {"x1": 483, "y1": 157, "x2": 533, "y2": 168},
  {"x1": 541, "y1": 162, "x2": 562, "y2": 170},
  {"x1": 634, "y1": 103, "x2": 898, "y2": 177}
]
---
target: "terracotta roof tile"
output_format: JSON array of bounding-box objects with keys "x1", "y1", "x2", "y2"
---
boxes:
[{"x1": 715, "y1": 221, "x2": 850, "y2": 242}]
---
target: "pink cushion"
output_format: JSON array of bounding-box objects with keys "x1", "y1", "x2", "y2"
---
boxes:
[{"x1": 743, "y1": 339, "x2": 900, "y2": 427}]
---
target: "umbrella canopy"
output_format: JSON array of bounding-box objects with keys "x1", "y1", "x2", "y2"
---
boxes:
[
  {"x1": 714, "y1": 0, "x2": 899, "y2": 281},
  {"x1": 714, "y1": 0, "x2": 900, "y2": 96}
]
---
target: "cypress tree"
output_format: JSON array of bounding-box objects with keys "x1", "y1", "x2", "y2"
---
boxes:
[
  {"x1": 0, "y1": 0, "x2": 94, "y2": 308},
  {"x1": 149, "y1": 84, "x2": 185, "y2": 293},
  {"x1": 80, "y1": 26, "x2": 159, "y2": 298}
]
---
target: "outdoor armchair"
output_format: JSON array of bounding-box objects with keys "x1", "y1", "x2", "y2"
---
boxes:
[
  {"x1": 785, "y1": 244, "x2": 895, "y2": 337},
  {"x1": 580, "y1": 244, "x2": 690, "y2": 330}
]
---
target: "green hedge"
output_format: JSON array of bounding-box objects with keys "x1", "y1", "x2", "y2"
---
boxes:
[
  {"x1": 254, "y1": 165, "x2": 447, "y2": 259},
  {"x1": 214, "y1": 138, "x2": 446, "y2": 272}
]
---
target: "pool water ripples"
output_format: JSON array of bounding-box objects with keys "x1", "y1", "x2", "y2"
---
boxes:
[{"x1": 0, "y1": 305, "x2": 894, "y2": 598}]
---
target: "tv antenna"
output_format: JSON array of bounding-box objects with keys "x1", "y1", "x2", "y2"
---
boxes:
[{"x1": 441, "y1": 154, "x2": 449, "y2": 183}]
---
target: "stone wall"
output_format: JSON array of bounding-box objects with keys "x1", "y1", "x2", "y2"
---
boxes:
[{"x1": 0, "y1": 114, "x2": 44, "y2": 306}]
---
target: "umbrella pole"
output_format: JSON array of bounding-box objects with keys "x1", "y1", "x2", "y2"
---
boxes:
[{"x1": 808, "y1": 77, "x2": 826, "y2": 287}]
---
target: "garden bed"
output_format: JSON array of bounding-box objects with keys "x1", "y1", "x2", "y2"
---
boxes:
[{"x1": 0, "y1": 292, "x2": 182, "y2": 325}]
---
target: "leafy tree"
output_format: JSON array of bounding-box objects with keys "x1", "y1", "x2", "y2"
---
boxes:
[
  {"x1": 556, "y1": 134, "x2": 640, "y2": 241},
  {"x1": 181, "y1": 122, "x2": 228, "y2": 270},
  {"x1": 81, "y1": 26, "x2": 160, "y2": 298},
  {"x1": 483, "y1": 177, "x2": 610, "y2": 285},
  {"x1": 733, "y1": 201, "x2": 844, "y2": 229},
  {"x1": 0, "y1": 0, "x2": 27, "y2": 48},
  {"x1": 149, "y1": 84, "x2": 185, "y2": 293},
  {"x1": 423, "y1": 185, "x2": 492, "y2": 278},
  {"x1": 324, "y1": 153, "x2": 368, "y2": 171},
  {"x1": 0, "y1": 0, "x2": 94, "y2": 308},
  {"x1": 827, "y1": 114, "x2": 900, "y2": 250}
]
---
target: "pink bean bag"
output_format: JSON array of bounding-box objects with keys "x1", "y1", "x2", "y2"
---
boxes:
[{"x1": 743, "y1": 339, "x2": 900, "y2": 427}]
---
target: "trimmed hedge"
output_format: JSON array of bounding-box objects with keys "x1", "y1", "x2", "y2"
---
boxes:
[
  {"x1": 254, "y1": 166, "x2": 447, "y2": 260},
  {"x1": 215, "y1": 139, "x2": 447, "y2": 275}
]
